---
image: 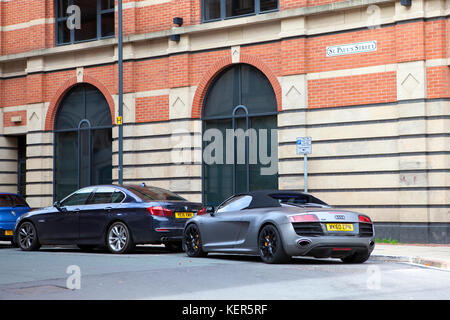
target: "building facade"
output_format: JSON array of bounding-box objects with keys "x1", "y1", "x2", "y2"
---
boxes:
[{"x1": 0, "y1": 0, "x2": 449, "y2": 242}]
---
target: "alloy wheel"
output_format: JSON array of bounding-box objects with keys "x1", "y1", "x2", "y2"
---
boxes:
[
  {"x1": 18, "y1": 222, "x2": 40, "y2": 251},
  {"x1": 107, "y1": 222, "x2": 132, "y2": 254}
]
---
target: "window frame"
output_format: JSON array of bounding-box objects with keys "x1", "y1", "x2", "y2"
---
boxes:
[
  {"x1": 202, "y1": 0, "x2": 279, "y2": 23},
  {"x1": 55, "y1": 0, "x2": 115, "y2": 46}
]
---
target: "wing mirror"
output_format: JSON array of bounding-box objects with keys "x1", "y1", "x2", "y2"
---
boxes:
[
  {"x1": 205, "y1": 205, "x2": 215, "y2": 216},
  {"x1": 53, "y1": 201, "x2": 66, "y2": 212}
]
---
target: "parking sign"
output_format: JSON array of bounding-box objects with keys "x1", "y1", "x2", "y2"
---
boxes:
[{"x1": 297, "y1": 137, "x2": 312, "y2": 155}]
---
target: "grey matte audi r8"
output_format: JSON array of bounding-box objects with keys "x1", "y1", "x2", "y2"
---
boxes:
[{"x1": 183, "y1": 190, "x2": 375, "y2": 264}]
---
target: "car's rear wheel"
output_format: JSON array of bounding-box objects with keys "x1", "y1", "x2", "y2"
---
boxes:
[
  {"x1": 341, "y1": 250, "x2": 371, "y2": 264},
  {"x1": 258, "y1": 224, "x2": 290, "y2": 264},
  {"x1": 106, "y1": 222, "x2": 134, "y2": 254},
  {"x1": 17, "y1": 221, "x2": 41, "y2": 251},
  {"x1": 183, "y1": 224, "x2": 207, "y2": 258}
]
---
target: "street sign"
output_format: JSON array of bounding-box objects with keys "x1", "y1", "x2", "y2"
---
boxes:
[{"x1": 297, "y1": 137, "x2": 312, "y2": 155}]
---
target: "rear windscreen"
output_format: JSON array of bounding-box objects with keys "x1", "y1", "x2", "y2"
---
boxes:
[
  {"x1": 269, "y1": 193, "x2": 328, "y2": 206},
  {"x1": 125, "y1": 186, "x2": 186, "y2": 201}
]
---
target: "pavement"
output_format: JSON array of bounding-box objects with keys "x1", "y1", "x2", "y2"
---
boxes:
[{"x1": 371, "y1": 243, "x2": 450, "y2": 271}]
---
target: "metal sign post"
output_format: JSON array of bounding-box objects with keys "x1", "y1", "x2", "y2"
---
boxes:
[{"x1": 297, "y1": 137, "x2": 312, "y2": 193}]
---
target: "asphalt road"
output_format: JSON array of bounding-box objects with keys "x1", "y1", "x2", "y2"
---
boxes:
[{"x1": 0, "y1": 242, "x2": 449, "y2": 300}]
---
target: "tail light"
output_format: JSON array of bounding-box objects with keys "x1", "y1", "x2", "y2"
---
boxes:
[
  {"x1": 289, "y1": 214, "x2": 319, "y2": 223},
  {"x1": 147, "y1": 206, "x2": 173, "y2": 217},
  {"x1": 358, "y1": 215, "x2": 372, "y2": 223},
  {"x1": 197, "y1": 207, "x2": 206, "y2": 216}
]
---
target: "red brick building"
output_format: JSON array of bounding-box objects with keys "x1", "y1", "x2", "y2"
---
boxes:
[{"x1": 0, "y1": 0, "x2": 449, "y2": 242}]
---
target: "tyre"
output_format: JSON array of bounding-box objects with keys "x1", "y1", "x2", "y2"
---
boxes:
[
  {"x1": 258, "y1": 224, "x2": 290, "y2": 264},
  {"x1": 106, "y1": 221, "x2": 134, "y2": 254},
  {"x1": 165, "y1": 241, "x2": 184, "y2": 252},
  {"x1": 17, "y1": 221, "x2": 41, "y2": 251},
  {"x1": 183, "y1": 224, "x2": 207, "y2": 258},
  {"x1": 341, "y1": 251, "x2": 371, "y2": 264}
]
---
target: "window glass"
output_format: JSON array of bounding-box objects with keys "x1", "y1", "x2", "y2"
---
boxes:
[
  {"x1": 74, "y1": 0, "x2": 98, "y2": 42},
  {"x1": 260, "y1": 0, "x2": 277, "y2": 11},
  {"x1": 226, "y1": 0, "x2": 255, "y2": 17},
  {"x1": 89, "y1": 187, "x2": 114, "y2": 204},
  {"x1": 57, "y1": 0, "x2": 71, "y2": 18},
  {"x1": 203, "y1": 0, "x2": 277, "y2": 22},
  {"x1": 125, "y1": 186, "x2": 186, "y2": 202},
  {"x1": 10, "y1": 195, "x2": 28, "y2": 207},
  {"x1": 204, "y1": 0, "x2": 221, "y2": 20},
  {"x1": 101, "y1": 0, "x2": 114, "y2": 10},
  {"x1": 60, "y1": 187, "x2": 94, "y2": 206},
  {"x1": 112, "y1": 190, "x2": 126, "y2": 203},
  {"x1": 0, "y1": 195, "x2": 13, "y2": 207},
  {"x1": 217, "y1": 195, "x2": 252, "y2": 213},
  {"x1": 101, "y1": 12, "x2": 115, "y2": 37}
]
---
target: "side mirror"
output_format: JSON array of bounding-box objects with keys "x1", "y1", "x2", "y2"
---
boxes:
[
  {"x1": 205, "y1": 206, "x2": 215, "y2": 216},
  {"x1": 53, "y1": 201, "x2": 66, "y2": 212}
]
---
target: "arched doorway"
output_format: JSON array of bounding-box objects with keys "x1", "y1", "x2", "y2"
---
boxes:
[
  {"x1": 202, "y1": 64, "x2": 278, "y2": 206},
  {"x1": 54, "y1": 83, "x2": 113, "y2": 201}
]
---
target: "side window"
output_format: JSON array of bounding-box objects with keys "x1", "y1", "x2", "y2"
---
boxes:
[
  {"x1": 60, "y1": 187, "x2": 94, "y2": 206},
  {"x1": 88, "y1": 187, "x2": 125, "y2": 204},
  {"x1": 0, "y1": 195, "x2": 13, "y2": 207},
  {"x1": 217, "y1": 195, "x2": 252, "y2": 213},
  {"x1": 10, "y1": 195, "x2": 28, "y2": 207}
]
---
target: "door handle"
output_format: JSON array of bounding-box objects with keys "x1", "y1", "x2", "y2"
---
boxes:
[
  {"x1": 105, "y1": 207, "x2": 113, "y2": 211},
  {"x1": 73, "y1": 208, "x2": 81, "y2": 212}
]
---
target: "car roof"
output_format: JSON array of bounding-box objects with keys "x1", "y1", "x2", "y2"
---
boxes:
[{"x1": 235, "y1": 190, "x2": 318, "y2": 209}]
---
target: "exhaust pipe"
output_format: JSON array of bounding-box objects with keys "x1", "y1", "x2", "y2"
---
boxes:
[{"x1": 298, "y1": 239, "x2": 311, "y2": 247}]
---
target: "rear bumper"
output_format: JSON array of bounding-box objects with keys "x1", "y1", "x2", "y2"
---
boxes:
[
  {"x1": 279, "y1": 222, "x2": 376, "y2": 258},
  {"x1": 154, "y1": 227, "x2": 184, "y2": 243}
]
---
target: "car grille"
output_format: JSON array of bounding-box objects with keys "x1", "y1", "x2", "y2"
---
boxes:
[
  {"x1": 292, "y1": 222, "x2": 324, "y2": 236},
  {"x1": 359, "y1": 223, "x2": 374, "y2": 237}
]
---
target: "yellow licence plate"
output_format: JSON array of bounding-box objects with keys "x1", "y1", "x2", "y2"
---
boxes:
[
  {"x1": 4, "y1": 230, "x2": 13, "y2": 236},
  {"x1": 175, "y1": 212, "x2": 194, "y2": 219},
  {"x1": 326, "y1": 223, "x2": 354, "y2": 232}
]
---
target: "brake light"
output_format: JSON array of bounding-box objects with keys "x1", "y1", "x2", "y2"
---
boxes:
[
  {"x1": 289, "y1": 214, "x2": 319, "y2": 223},
  {"x1": 358, "y1": 215, "x2": 372, "y2": 223},
  {"x1": 197, "y1": 207, "x2": 206, "y2": 216},
  {"x1": 147, "y1": 206, "x2": 173, "y2": 217}
]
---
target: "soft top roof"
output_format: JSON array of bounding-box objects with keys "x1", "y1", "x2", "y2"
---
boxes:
[{"x1": 237, "y1": 190, "x2": 323, "y2": 209}]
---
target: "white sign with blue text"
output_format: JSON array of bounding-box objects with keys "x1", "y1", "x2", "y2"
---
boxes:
[{"x1": 297, "y1": 137, "x2": 312, "y2": 155}]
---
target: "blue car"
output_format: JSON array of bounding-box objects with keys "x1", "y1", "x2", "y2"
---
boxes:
[{"x1": 0, "y1": 193, "x2": 31, "y2": 244}]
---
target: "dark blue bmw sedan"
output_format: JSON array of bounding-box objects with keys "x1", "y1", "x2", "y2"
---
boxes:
[
  {"x1": 13, "y1": 185, "x2": 205, "y2": 254},
  {"x1": 0, "y1": 193, "x2": 31, "y2": 245}
]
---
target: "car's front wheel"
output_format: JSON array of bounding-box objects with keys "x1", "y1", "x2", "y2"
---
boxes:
[
  {"x1": 258, "y1": 224, "x2": 290, "y2": 264},
  {"x1": 183, "y1": 224, "x2": 207, "y2": 258},
  {"x1": 17, "y1": 221, "x2": 41, "y2": 251},
  {"x1": 106, "y1": 222, "x2": 134, "y2": 254}
]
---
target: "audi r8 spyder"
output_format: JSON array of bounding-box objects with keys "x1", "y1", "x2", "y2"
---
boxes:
[
  {"x1": 13, "y1": 184, "x2": 204, "y2": 254},
  {"x1": 183, "y1": 190, "x2": 375, "y2": 264}
]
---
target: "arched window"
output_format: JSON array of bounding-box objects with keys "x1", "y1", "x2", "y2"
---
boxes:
[
  {"x1": 54, "y1": 84, "x2": 113, "y2": 201},
  {"x1": 202, "y1": 64, "x2": 278, "y2": 206}
]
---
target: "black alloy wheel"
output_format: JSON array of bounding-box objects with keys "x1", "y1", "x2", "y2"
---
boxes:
[
  {"x1": 183, "y1": 224, "x2": 207, "y2": 258},
  {"x1": 258, "y1": 224, "x2": 290, "y2": 264},
  {"x1": 17, "y1": 221, "x2": 41, "y2": 251}
]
